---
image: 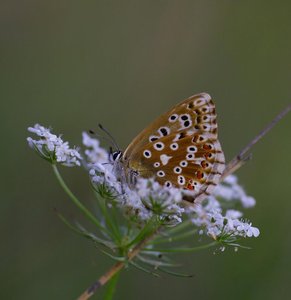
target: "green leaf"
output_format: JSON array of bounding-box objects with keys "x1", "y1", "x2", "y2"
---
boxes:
[
  {"x1": 99, "y1": 249, "x2": 126, "y2": 262},
  {"x1": 143, "y1": 241, "x2": 218, "y2": 253},
  {"x1": 130, "y1": 261, "x2": 160, "y2": 277},
  {"x1": 157, "y1": 267, "x2": 193, "y2": 278},
  {"x1": 93, "y1": 191, "x2": 122, "y2": 244},
  {"x1": 137, "y1": 254, "x2": 180, "y2": 268},
  {"x1": 57, "y1": 212, "x2": 115, "y2": 250}
]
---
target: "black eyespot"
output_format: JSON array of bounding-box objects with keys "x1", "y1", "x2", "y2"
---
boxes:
[
  {"x1": 184, "y1": 120, "x2": 190, "y2": 127},
  {"x1": 144, "y1": 150, "x2": 151, "y2": 158},
  {"x1": 181, "y1": 115, "x2": 188, "y2": 120},
  {"x1": 160, "y1": 128, "x2": 168, "y2": 136},
  {"x1": 150, "y1": 136, "x2": 158, "y2": 142},
  {"x1": 170, "y1": 114, "x2": 177, "y2": 121},
  {"x1": 179, "y1": 132, "x2": 186, "y2": 139}
]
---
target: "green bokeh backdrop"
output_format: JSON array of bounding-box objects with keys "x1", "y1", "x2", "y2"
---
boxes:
[{"x1": 1, "y1": 1, "x2": 291, "y2": 299}]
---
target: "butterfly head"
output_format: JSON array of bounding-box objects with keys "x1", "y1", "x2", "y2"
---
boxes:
[{"x1": 112, "y1": 150, "x2": 123, "y2": 162}]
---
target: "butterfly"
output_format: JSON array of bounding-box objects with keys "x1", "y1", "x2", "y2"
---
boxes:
[{"x1": 112, "y1": 93, "x2": 225, "y2": 204}]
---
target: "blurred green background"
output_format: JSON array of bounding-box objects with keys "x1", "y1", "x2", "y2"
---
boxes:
[{"x1": 1, "y1": 1, "x2": 291, "y2": 299}]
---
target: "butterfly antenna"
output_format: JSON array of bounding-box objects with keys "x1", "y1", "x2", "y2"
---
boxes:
[
  {"x1": 221, "y1": 103, "x2": 291, "y2": 180},
  {"x1": 89, "y1": 128, "x2": 120, "y2": 152},
  {"x1": 98, "y1": 123, "x2": 120, "y2": 152}
]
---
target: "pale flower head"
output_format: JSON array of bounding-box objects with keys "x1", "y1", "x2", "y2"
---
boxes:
[
  {"x1": 82, "y1": 132, "x2": 108, "y2": 165},
  {"x1": 27, "y1": 124, "x2": 82, "y2": 167}
]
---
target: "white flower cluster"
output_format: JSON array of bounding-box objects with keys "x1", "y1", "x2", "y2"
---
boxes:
[
  {"x1": 81, "y1": 134, "x2": 184, "y2": 223},
  {"x1": 27, "y1": 124, "x2": 82, "y2": 167},
  {"x1": 27, "y1": 126, "x2": 260, "y2": 242},
  {"x1": 83, "y1": 134, "x2": 260, "y2": 238},
  {"x1": 192, "y1": 195, "x2": 260, "y2": 241},
  {"x1": 82, "y1": 132, "x2": 108, "y2": 166},
  {"x1": 89, "y1": 163, "x2": 184, "y2": 224},
  {"x1": 213, "y1": 175, "x2": 256, "y2": 208},
  {"x1": 125, "y1": 178, "x2": 184, "y2": 224}
]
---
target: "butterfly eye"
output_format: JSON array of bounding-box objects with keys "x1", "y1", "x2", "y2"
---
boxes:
[{"x1": 112, "y1": 151, "x2": 122, "y2": 161}]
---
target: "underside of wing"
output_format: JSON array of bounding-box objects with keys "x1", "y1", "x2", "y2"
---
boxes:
[
  {"x1": 128, "y1": 132, "x2": 225, "y2": 203},
  {"x1": 123, "y1": 92, "x2": 225, "y2": 203},
  {"x1": 124, "y1": 93, "x2": 218, "y2": 158}
]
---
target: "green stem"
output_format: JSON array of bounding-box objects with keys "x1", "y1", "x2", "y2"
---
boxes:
[
  {"x1": 96, "y1": 194, "x2": 121, "y2": 243},
  {"x1": 103, "y1": 272, "x2": 120, "y2": 300},
  {"x1": 52, "y1": 164, "x2": 109, "y2": 235}
]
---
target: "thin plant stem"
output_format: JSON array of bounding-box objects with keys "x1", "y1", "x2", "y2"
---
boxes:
[
  {"x1": 222, "y1": 104, "x2": 291, "y2": 180},
  {"x1": 52, "y1": 164, "x2": 110, "y2": 235},
  {"x1": 103, "y1": 272, "x2": 120, "y2": 300},
  {"x1": 77, "y1": 226, "x2": 161, "y2": 300}
]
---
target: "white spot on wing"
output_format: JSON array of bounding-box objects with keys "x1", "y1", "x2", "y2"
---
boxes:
[{"x1": 160, "y1": 154, "x2": 172, "y2": 165}]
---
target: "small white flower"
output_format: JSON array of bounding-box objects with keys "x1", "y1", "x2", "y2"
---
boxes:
[
  {"x1": 214, "y1": 175, "x2": 256, "y2": 208},
  {"x1": 191, "y1": 188, "x2": 260, "y2": 243},
  {"x1": 226, "y1": 210, "x2": 243, "y2": 219},
  {"x1": 89, "y1": 160, "x2": 185, "y2": 224},
  {"x1": 27, "y1": 124, "x2": 82, "y2": 167},
  {"x1": 82, "y1": 132, "x2": 108, "y2": 165}
]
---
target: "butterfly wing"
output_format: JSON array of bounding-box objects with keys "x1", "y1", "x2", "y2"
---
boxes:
[{"x1": 123, "y1": 93, "x2": 225, "y2": 203}]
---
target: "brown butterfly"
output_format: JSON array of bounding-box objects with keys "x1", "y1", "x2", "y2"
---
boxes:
[{"x1": 112, "y1": 93, "x2": 225, "y2": 203}]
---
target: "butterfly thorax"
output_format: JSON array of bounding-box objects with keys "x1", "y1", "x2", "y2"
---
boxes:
[{"x1": 113, "y1": 150, "x2": 155, "y2": 188}]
